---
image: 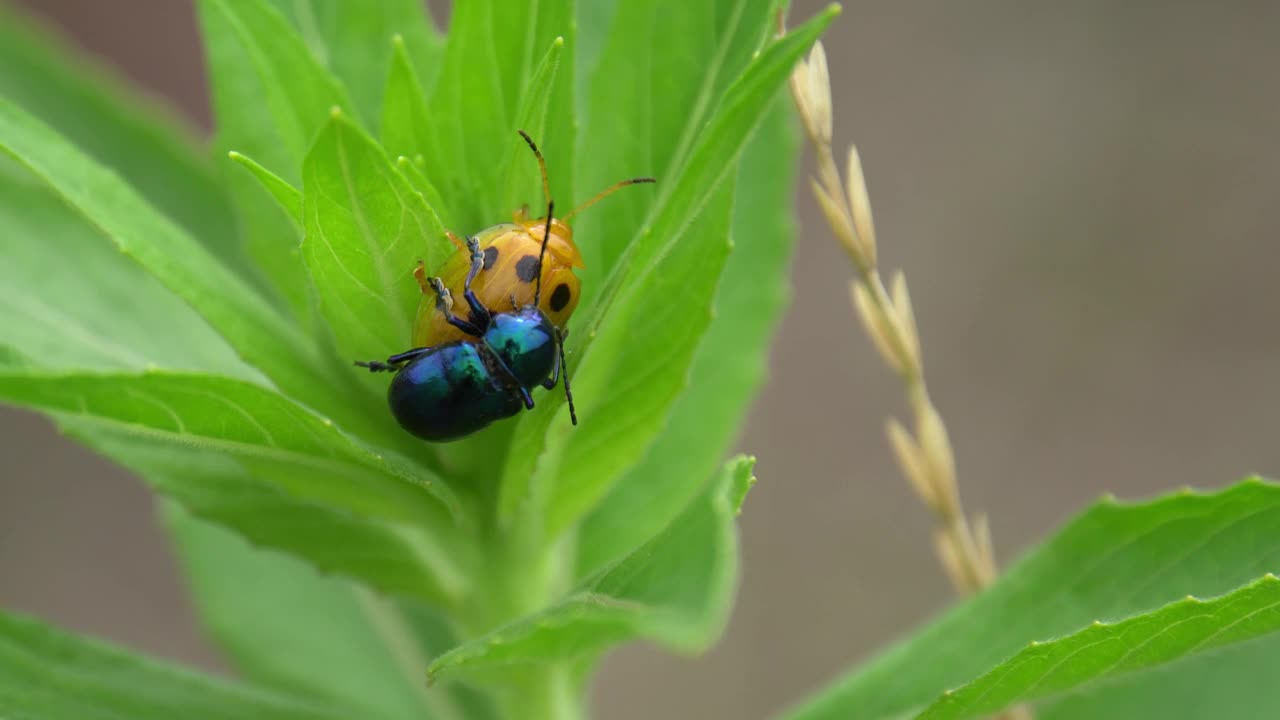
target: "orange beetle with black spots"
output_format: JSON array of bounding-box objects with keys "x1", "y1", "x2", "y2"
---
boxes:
[{"x1": 412, "y1": 131, "x2": 653, "y2": 348}]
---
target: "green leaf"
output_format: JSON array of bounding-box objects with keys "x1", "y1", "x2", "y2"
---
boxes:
[
  {"x1": 499, "y1": 37, "x2": 566, "y2": 216},
  {"x1": 496, "y1": 176, "x2": 733, "y2": 532},
  {"x1": 373, "y1": 36, "x2": 440, "y2": 196},
  {"x1": 498, "y1": 6, "x2": 837, "y2": 538},
  {"x1": 59, "y1": 420, "x2": 467, "y2": 607},
  {"x1": 198, "y1": 0, "x2": 353, "y2": 167},
  {"x1": 784, "y1": 478, "x2": 1280, "y2": 720},
  {"x1": 0, "y1": 610, "x2": 348, "y2": 720},
  {"x1": 916, "y1": 575, "x2": 1280, "y2": 719},
  {"x1": 430, "y1": 456, "x2": 756, "y2": 685},
  {"x1": 266, "y1": 0, "x2": 446, "y2": 126},
  {"x1": 0, "y1": 169, "x2": 250, "y2": 377},
  {"x1": 577, "y1": 93, "x2": 799, "y2": 574},
  {"x1": 0, "y1": 99, "x2": 369, "y2": 425},
  {"x1": 228, "y1": 151, "x2": 303, "y2": 226},
  {"x1": 0, "y1": 3, "x2": 251, "y2": 280},
  {"x1": 167, "y1": 508, "x2": 496, "y2": 720},
  {"x1": 380, "y1": 35, "x2": 450, "y2": 229},
  {"x1": 574, "y1": 0, "x2": 785, "y2": 282},
  {"x1": 197, "y1": 0, "x2": 353, "y2": 324},
  {"x1": 302, "y1": 110, "x2": 449, "y2": 361},
  {"x1": 0, "y1": 371, "x2": 463, "y2": 552},
  {"x1": 1037, "y1": 636, "x2": 1280, "y2": 719},
  {"x1": 395, "y1": 156, "x2": 452, "y2": 233},
  {"x1": 423, "y1": 0, "x2": 573, "y2": 230}
]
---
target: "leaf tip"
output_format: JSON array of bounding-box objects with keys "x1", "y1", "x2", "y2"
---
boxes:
[
  {"x1": 391, "y1": 33, "x2": 404, "y2": 48},
  {"x1": 554, "y1": 35, "x2": 565, "y2": 48},
  {"x1": 227, "y1": 150, "x2": 242, "y2": 160},
  {"x1": 329, "y1": 105, "x2": 344, "y2": 119}
]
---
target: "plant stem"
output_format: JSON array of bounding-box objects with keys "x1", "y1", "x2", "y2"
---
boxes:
[
  {"x1": 458, "y1": 519, "x2": 581, "y2": 720},
  {"x1": 498, "y1": 665, "x2": 583, "y2": 720}
]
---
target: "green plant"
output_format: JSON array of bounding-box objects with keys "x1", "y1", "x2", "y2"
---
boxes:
[
  {"x1": 2, "y1": 2, "x2": 1278, "y2": 720},
  {"x1": 0, "y1": 0, "x2": 834, "y2": 717}
]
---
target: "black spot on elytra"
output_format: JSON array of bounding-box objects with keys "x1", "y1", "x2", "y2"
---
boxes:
[
  {"x1": 483, "y1": 246, "x2": 499, "y2": 269},
  {"x1": 515, "y1": 255, "x2": 540, "y2": 283},
  {"x1": 550, "y1": 283, "x2": 571, "y2": 312}
]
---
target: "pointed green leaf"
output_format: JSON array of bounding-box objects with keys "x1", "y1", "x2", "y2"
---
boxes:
[
  {"x1": 379, "y1": 35, "x2": 428, "y2": 157},
  {"x1": 198, "y1": 0, "x2": 353, "y2": 168},
  {"x1": 0, "y1": 610, "x2": 347, "y2": 720},
  {"x1": 266, "y1": 0, "x2": 445, "y2": 125},
  {"x1": 430, "y1": 457, "x2": 755, "y2": 685},
  {"x1": 575, "y1": 0, "x2": 784, "y2": 281},
  {"x1": 302, "y1": 111, "x2": 449, "y2": 361},
  {"x1": 784, "y1": 478, "x2": 1280, "y2": 720},
  {"x1": 197, "y1": 0, "x2": 353, "y2": 324},
  {"x1": 916, "y1": 575, "x2": 1280, "y2": 719},
  {"x1": 380, "y1": 35, "x2": 447, "y2": 225},
  {"x1": 499, "y1": 37, "x2": 565, "y2": 216},
  {"x1": 0, "y1": 100, "x2": 373, "y2": 427},
  {"x1": 577, "y1": 95, "x2": 799, "y2": 574},
  {"x1": 167, "y1": 509, "x2": 496, "y2": 720},
  {"x1": 228, "y1": 151, "x2": 303, "y2": 226},
  {"x1": 423, "y1": 0, "x2": 573, "y2": 230}
]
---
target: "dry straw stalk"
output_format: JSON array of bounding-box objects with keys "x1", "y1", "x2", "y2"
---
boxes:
[{"x1": 786, "y1": 32, "x2": 1032, "y2": 720}]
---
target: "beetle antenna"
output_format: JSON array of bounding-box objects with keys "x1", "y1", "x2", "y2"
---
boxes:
[
  {"x1": 557, "y1": 327, "x2": 577, "y2": 426},
  {"x1": 535, "y1": 200, "x2": 554, "y2": 306},
  {"x1": 562, "y1": 177, "x2": 656, "y2": 222},
  {"x1": 517, "y1": 130, "x2": 551, "y2": 210}
]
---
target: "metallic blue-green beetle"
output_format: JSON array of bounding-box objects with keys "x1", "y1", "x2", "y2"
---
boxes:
[{"x1": 356, "y1": 204, "x2": 576, "y2": 442}]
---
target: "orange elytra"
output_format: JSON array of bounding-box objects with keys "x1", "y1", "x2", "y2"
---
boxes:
[{"x1": 411, "y1": 131, "x2": 654, "y2": 347}]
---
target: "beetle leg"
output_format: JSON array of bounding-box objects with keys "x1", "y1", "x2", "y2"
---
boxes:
[
  {"x1": 354, "y1": 346, "x2": 433, "y2": 373},
  {"x1": 354, "y1": 360, "x2": 399, "y2": 372},
  {"x1": 460, "y1": 235, "x2": 491, "y2": 326},
  {"x1": 485, "y1": 351, "x2": 537, "y2": 410},
  {"x1": 428, "y1": 277, "x2": 484, "y2": 337},
  {"x1": 517, "y1": 385, "x2": 535, "y2": 410},
  {"x1": 541, "y1": 341, "x2": 561, "y2": 389}
]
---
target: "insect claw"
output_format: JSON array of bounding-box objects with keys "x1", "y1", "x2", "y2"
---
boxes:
[{"x1": 429, "y1": 277, "x2": 454, "y2": 312}]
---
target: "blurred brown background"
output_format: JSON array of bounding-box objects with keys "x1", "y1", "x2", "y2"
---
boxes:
[{"x1": 3, "y1": 1, "x2": 1278, "y2": 718}]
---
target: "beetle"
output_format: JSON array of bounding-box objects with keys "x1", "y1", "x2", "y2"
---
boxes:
[
  {"x1": 411, "y1": 131, "x2": 654, "y2": 347},
  {"x1": 356, "y1": 202, "x2": 577, "y2": 441}
]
